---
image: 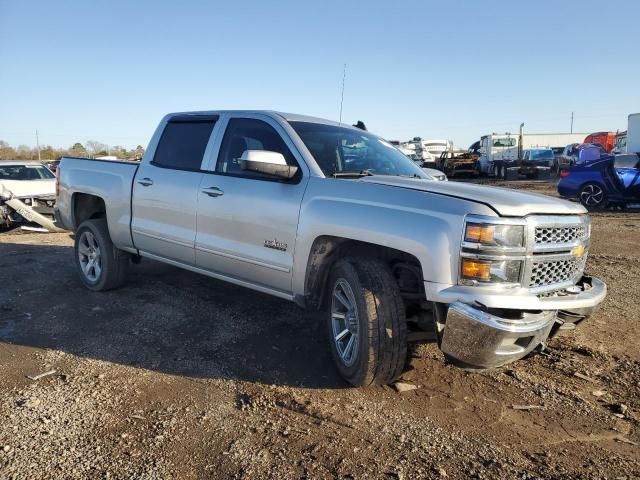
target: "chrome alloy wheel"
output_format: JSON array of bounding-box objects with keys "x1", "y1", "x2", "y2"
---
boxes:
[
  {"x1": 580, "y1": 184, "x2": 604, "y2": 207},
  {"x1": 78, "y1": 230, "x2": 102, "y2": 282},
  {"x1": 331, "y1": 279, "x2": 360, "y2": 367}
]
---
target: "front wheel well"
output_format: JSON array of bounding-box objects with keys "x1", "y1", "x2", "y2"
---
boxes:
[{"x1": 303, "y1": 236, "x2": 425, "y2": 311}]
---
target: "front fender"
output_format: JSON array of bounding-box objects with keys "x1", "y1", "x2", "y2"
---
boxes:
[{"x1": 291, "y1": 178, "x2": 496, "y2": 298}]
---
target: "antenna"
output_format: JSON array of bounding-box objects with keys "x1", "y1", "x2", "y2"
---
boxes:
[{"x1": 339, "y1": 63, "x2": 347, "y2": 123}]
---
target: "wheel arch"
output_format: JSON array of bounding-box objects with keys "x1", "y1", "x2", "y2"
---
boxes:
[
  {"x1": 301, "y1": 235, "x2": 425, "y2": 311},
  {"x1": 72, "y1": 192, "x2": 107, "y2": 230}
]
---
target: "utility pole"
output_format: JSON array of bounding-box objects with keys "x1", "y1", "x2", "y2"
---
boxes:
[
  {"x1": 339, "y1": 63, "x2": 347, "y2": 124},
  {"x1": 570, "y1": 112, "x2": 574, "y2": 133},
  {"x1": 35, "y1": 130, "x2": 41, "y2": 161}
]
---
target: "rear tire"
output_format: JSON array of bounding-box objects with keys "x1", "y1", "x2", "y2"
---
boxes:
[
  {"x1": 578, "y1": 182, "x2": 607, "y2": 210},
  {"x1": 74, "y1": 219, "x2": 129, "y2": 291},
  {"x1": 326, "y1": 258, "x2": 408, "y2": 386}
]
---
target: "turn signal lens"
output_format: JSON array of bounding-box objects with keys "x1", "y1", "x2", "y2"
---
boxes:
[
  {"x1": 559, "y1": 170, "x2": 570, "y2": 178},
  {"x1": 464, "y1": 224, "x2": 495, "y2": 243},
  {"x1": 464, "y1": 222, "x2": 524, "y2": 247},
  {"x1": 461, "y1": 259, "x2": 491, "y2": 281}
]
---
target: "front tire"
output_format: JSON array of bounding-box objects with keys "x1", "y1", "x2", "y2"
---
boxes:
[
  {"x1": 74, "y1": 219, "x2": 129, "y2": 291},
  {"x1": 578, "y1": 182, "x2": 607, "y2": 210},
  {"x1": 327, "y1": 258, "x2": 407, "y2": 386}
]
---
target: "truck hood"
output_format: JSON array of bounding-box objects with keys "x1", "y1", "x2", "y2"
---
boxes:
[
  {"x1": 0, "y1": 179, "x2": 56, "y2": 199},
  {"x1": 360, "y1": 176, "x2": 586, "y2": 216}
]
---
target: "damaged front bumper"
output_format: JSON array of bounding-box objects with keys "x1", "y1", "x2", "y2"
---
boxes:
[
  {"x1": 436, "y1": 275, "x2": 606, "y2": 369},
  {"x1": 0, "y1": 189, "x2": 63, "y2": 232}
]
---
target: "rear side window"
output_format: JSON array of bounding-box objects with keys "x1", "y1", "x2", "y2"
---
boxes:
[{"x1": 152, "y1": 117, "x2": 216, "y2": 170}]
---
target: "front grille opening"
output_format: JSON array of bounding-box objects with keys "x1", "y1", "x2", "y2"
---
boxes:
[
  {"x1": 529, "y1": 257, "x2": 587, "y2": 288},
  {"x1": 535, "y1": 225, "x2": 586, "y2": 244}
]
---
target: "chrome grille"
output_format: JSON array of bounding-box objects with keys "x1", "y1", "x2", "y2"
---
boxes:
[
  {"x1": 529, "y1": 256, "x2": 587, "y2": 288},
  {"x1": 535, "y1": 225, "x2": 586, "y2": 244}
]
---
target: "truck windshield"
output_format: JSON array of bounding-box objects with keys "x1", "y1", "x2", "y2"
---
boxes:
[
  {"x1": 290, "y1": 122, "x2": 429, "y2": 178},
  {"x1": 530, "y1": 150, "x2": 554, "y2": 160},
  {"x1": 493, "y1": 138, "x2": 516, "y2": 147},
  {"x1": 0, "y1": 165, "x2": 55, "y2": 180}
]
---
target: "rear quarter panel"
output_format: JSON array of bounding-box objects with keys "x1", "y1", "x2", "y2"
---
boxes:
[
  {"x1": 57, "y1": 157, "x2": 139, "y2": 249},
  {"x1": 557, "y1": 167, "x2": 605, "y2": 199}
]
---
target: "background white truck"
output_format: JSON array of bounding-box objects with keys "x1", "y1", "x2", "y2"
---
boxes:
[
  {"x1": 479, "y1": 132, "x2": 589, "y2": 177},
  {"x1": 625, "y1": 113, "x2": 640, "y2": 153}
]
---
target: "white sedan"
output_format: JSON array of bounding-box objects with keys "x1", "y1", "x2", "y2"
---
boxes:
[{"x1": 0, "y1": 161, "x2": 57, "y2": 228}]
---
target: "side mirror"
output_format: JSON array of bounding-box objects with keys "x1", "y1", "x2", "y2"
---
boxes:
[{"x1": 239, "y1": 150, "x2": 298, "y2": 179}]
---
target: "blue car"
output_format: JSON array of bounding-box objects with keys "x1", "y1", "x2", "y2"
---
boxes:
[{"x1": 558, "y1": 153, "x2": 640, "y2": 209}]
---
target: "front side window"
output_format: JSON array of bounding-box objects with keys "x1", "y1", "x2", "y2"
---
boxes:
[
  {"x1": 290, "y1": 121, "x2": 428, "y2": 178},
  {"x1": 153, "y1": 117, "x2": 216, "y2": 170},
  {"x1": 216, "y1": 118, "x2": 298, "y2": 179}
]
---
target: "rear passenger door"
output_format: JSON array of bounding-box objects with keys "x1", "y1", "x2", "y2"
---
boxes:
[
  {"x1": 131, "y1": 115, "x2": 217, "y2": 265},
  {"x1": 194, "y1": 113, "x2": 309, "y2": 295}
]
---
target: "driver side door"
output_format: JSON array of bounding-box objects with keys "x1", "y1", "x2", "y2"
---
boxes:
[{"x1": 194, "y1": 114, "x2": 309, "y2": 295}]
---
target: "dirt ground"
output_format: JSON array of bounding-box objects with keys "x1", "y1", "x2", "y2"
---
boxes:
[{"x1": 0, "y1": 180, "x2": 638, "y2": 479}]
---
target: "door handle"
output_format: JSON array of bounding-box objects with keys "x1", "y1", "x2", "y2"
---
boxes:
[
  {"x1": 137, "y1": 178, "x2": 154, "y2": 187},
  {"x1": 201, "y1": 186, "x2": 224, "y2": 197}
]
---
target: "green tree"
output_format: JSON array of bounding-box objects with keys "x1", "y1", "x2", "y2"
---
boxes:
[{"x1": 69, "y1": 142, "x2": 87, "y2": 157}]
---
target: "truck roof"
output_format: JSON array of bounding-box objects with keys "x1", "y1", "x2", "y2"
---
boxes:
[{"x1": 164, "y1": 110, "x2": 360, "y2": 130}]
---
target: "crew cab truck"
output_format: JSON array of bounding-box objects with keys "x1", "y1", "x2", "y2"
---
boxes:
[{"x1": 55, "y1": 111, "x2": 607, "y2": 386}]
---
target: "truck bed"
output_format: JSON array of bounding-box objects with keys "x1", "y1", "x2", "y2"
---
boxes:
[{"x1": 56, "y1": 156, "x2": 140, "y2": 249}]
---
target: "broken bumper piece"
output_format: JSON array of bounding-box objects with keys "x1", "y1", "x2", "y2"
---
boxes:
[
  {"x1": 439, "y1": 275, "x2": 606, "y2": 369},
  {"x1": 0, "y1": 188, "x2": 63, "y2": 232}
]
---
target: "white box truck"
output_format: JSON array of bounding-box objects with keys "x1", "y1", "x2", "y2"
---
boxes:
[{"x1": 626, "y1": 113, "x2": 640, "y2": 154}]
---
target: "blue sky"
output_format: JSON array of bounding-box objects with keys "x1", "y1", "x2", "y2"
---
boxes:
[{"x1": 1, "y1": 0, "x2": 638, "y2": 149}]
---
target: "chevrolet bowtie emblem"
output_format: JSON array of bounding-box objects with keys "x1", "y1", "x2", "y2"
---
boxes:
[{"x1": 572, "y1": 245, "x2": 585, "y2": 258}]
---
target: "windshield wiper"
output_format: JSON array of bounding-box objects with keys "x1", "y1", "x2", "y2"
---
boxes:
[{"x1": 332, "y1": 169, "x2": 375, "y2": 178}]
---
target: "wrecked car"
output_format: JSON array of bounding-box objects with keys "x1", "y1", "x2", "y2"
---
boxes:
[
  {"x1": 0, "y1": 161, "x2": 61, "y2": 231},
  {"x1": 54, "y1": 111, "x2": 607, "y2": 386},
  {"x1": 558, "y1": 153, "x2": 640, "y2": 209}
]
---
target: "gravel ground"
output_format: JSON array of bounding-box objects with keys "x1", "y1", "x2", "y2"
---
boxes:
[{"x1": 0, "y1": 180, "x2": 638, "y2": 479}]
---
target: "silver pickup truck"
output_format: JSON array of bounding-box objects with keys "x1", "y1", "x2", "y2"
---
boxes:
[{"x1": 55, "y1": 111, "x2": 607, "y2": 386}]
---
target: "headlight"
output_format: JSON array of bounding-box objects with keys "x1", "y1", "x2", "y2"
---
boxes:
[
  {"x1": 464, "y1": 222, "x2": 524, "y2": 248},
  {"x1": 460, "y1": 217, "x2": 526, "y2": 287},
  {"x1": 460, "y1": 258, "x2": 522, "y2": 284}
]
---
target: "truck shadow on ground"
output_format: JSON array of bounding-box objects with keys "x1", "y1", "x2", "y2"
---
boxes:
[{"x1": 0, "y1": 241, "x2": 348, "y2": 389}]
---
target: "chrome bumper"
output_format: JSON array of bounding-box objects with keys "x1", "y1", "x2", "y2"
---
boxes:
[{"x1": 438, "y1": 275, "x2": 606, "y2": 369}]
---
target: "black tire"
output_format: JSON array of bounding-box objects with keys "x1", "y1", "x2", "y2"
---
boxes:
[
  {"x1": 578, "y1": 182, "x2": 607, "y2": 210},
  {"x1": 499, "y1": 165, "x2": 506, "y2": 179},
  {"x1": 74, "y1": 218, "x2": 129, "y2": 291},
  {"x1": 326, "y1": 257, "x2": 407, "y2": 386}
]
